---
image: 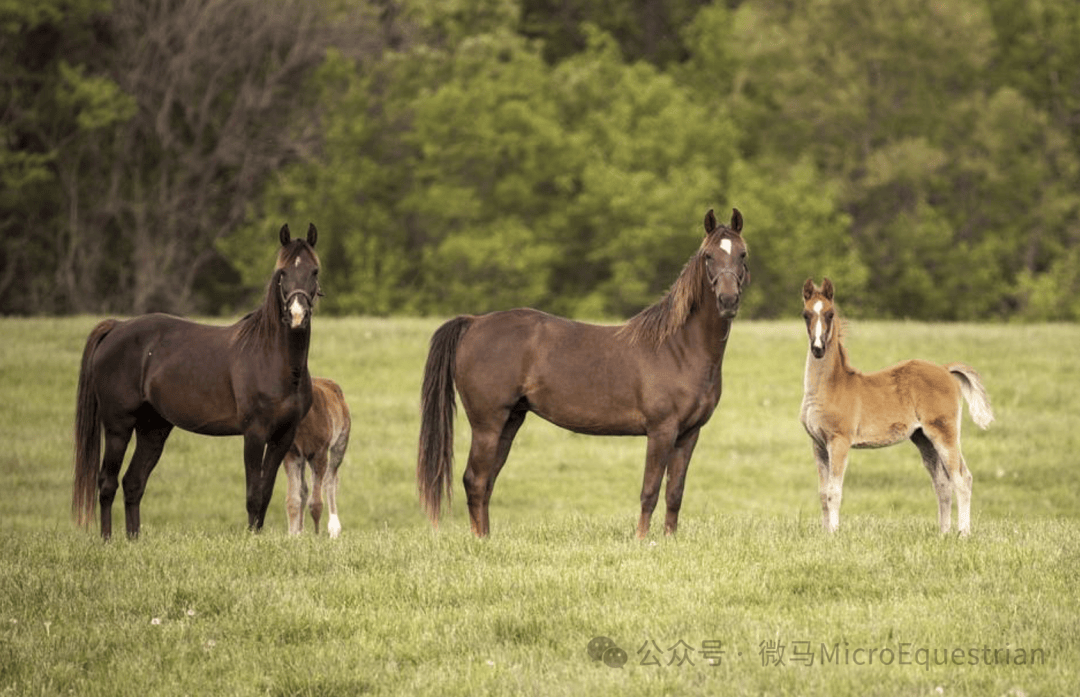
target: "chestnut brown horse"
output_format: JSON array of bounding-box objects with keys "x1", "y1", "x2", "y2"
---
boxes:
[
  {"x1": 799, "y1": 278, "x2": 994, "y2": 536},
  {"x1": 418, "y1": 208, "x2": 750, "y2": 538},
  {"x1": 72, "y1": 224, "x2": 321, "y2": 539},
  {"x1": 283, "y1": 377, "x2": 351, "y2": 537}
]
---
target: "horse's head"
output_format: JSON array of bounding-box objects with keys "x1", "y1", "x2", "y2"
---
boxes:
[
  {"x1": 700, "y1": 208, "x2": 750, "y2": 319},
  {"x1": 802, "y1": 277, "x2": 836, "y2": 359},
  {"x1": 275, "y1": 223, "x2": 321, "y2": 330}
]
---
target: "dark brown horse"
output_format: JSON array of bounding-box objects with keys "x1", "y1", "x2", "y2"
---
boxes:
[
  {"x1": 418, "y1": 208, "x2": 749, "y2": 538},
  {"x1": 72, "y1": 224, "x2": 321, "y2": 539}
]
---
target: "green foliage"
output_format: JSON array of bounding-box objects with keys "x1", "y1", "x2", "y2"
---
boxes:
[
  {"x1": 238, "y1": 16, "x2": 740, "y2": 318},
  {"x1": 55, "y1": 62, "x2": 135, "y2": 132},
  {"x1": 5, "y1": 0, "x2": 1080, "y2": 320},
  {"x1": 724, "y1": 157, "x2": 865, "y2": 318}
]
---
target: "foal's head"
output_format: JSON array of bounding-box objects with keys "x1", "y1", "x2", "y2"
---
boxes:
[
  {"x1": 275, "y1": 223, "x2": 321, "y2": 330},
  {"x1": 700, "y1": 208, "x2": 750, "y2": 319},
  {"x1": 802, "y1": 277, "x2": 836, "y2": 359}
]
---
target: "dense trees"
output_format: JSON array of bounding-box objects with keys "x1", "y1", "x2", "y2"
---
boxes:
[{"x1": 4, "y1": 0, "x2": 1079, "y2": 319}]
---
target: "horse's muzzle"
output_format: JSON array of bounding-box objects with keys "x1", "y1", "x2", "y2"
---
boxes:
[
  {"x1": 713, "y1": 268, "x2": 743, "y2": 319},
  {"x1": 282, "y1": 290, "x2": 313, "y2": 329},
  {"x1": 717, "y1": 299, "x2": 740, "y2": 319}
]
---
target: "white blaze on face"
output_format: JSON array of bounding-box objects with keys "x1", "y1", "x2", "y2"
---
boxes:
[
  {"x1": 289, "y1": 295, "x2": 306, "y2": 328},
  {"x1": 812, "y1": 300, "x2": 825, "y2": 350},
  {"x1": 719, "y1": 238, "x2": 732, "y2": 255}
]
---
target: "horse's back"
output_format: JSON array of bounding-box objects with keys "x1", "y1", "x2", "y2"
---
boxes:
[
  {"x1": 94, "y1": 313, "x2": 242, "y2": 433},
  {"x1": 455, "y1": 308, "x2": 647, "y2": 435}
]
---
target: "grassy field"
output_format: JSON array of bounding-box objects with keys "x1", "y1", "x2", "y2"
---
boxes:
[{"x1": 1, "y1": 315, "x2": 1078, "y2": 695}]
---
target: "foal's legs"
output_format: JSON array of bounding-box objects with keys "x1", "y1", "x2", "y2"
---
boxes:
[
  {"x1": 324, "y1": 425, "x2": 349, "y2": 538},
  {"x1": 912, "y1": 429, "x2": 953, "y2": 534},
  {"x1": 463, "y1": 407, "x2": 527, "y2": 537},
  {"x1": 121, "y1": 415, "x2": 174, "y2": 538},
  {"x1": 919, "y1": 419, "x2": 973, "y2": 536},
  {"x1": 954, "y1": 454, "x2": 973, "y2": 536},
  {"x1": 661, "y1": 428, "x2": 701, "y2": 536},
  {"x1": 817, "y1": 436, "x2": 850, "y2": 533},
  {"x1": 308, "y1": 451, "x2": 327, "y2": 533},
  {"x1": 283, "y1": 450, "x2": 306, "y2": 535}
]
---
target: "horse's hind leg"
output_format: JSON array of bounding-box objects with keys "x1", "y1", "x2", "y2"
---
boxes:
[
  {"x1": 912, "y1": 429, "x2": 952, "y2": 534},
  {"x1": 324, "y1": 423, "x2": 349, "y2": 538},
  {"x1": 283, "y1": 451, "x2": 306, "y2": 535},
  {"x1": 953, "y1": 453, "x2": 973, "y2": 536},
  {"x1": 122, "y1": 415, "x2": 173, "y2": 538},
  {"x1": 308, "y1": 452, "x2": 327, "y2": 534},
  {"x1": 463, "y1": 407, "x2": 526, "y2": 537},
  {"x1": 98, "y1": 426, "x2": 134, "y2": 540}
]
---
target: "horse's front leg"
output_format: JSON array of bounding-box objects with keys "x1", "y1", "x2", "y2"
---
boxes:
[
  {"x1": 253, "y1": 427, "x2": 297, "y2": 530},
  {"x1": 243, "y1": 433, "x2": 267, "y2": 530},
  {"x1": 662, "y1": 428, "x2": 701, "y2": 536},
  {"x1": 819, "y1": 437, "x2": 850, "y2": 533},
  {"x1": 637, "y1": 427, "x2": 677, "y2": 540}
]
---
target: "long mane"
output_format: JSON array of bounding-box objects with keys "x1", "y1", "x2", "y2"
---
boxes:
[
  {"x1": 233, "y1": 268, "x2": 285, "y2": 352},
  {"x1": 617, "y1": 249, "x2": 709, "y2": 347}
]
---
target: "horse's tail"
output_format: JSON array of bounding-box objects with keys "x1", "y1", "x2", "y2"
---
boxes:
[
  {"x1": 72, "y1": 319, "x2": 117, "y2": 528},
  {"x1": 947, "y1": 363, "x2": 995, "y2": 430},
  {"x1": 417, "y1": 316, "x2": 472, "y2": 527}
]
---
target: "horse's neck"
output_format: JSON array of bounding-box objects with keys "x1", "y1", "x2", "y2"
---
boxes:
[
  {"x1": 803, "y1": 337, "x2": 849, "y2": 396},
  {"x1": 283, "y1": 327, "x2": 311, "y2": 380},
  {"x1": 675, "y1": 301, "x2": 731, "y2": 372}
]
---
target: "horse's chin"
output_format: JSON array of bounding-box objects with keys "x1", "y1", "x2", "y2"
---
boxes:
[
  {"x1": 810, "y1": 346, "x2": 825, "y2": 359},
  {"x1": 282, "y1": 312, "x2": 311, "y2": 330},
  {"x1": 716, "y1": 300, "x2": 739, "y2": 319}
]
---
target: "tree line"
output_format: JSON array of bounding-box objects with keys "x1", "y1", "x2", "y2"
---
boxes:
[{"x1": 3, "y1": 0, "x2": 1079, "y2": 320}]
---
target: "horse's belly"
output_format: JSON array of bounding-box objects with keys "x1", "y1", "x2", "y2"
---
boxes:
[
  {"x1": 852, "y1": 420, "x2": 917, "y2": 449},
  {"x1": 529, "y1": 398, "x2": 647, "y2": 437},
  {"x1": 145, "y1": 370, "x2": 241, "y2": 435}
]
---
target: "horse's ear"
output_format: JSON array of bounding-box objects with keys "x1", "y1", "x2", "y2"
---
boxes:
[
  {"x1": 730, "y1": 208, "x2": 743, "y2": 233},
  {"x1": 279, "y1": 224, "x2": 291, "y2": 247},
  {"x1": 306, "y1": 223, "x2": 317, "y2": 247},
  {"x1": 704, "y1": 208, "x2": 717, "y2": 235},
  {"x1": 822, "y1": 277, "x2": 834, "y2": 300},
  {"x1": 802, "y1": 278, "x2": 816, "y2": 301}
]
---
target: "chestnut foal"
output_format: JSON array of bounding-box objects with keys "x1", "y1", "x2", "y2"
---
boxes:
[{"x1": 800, "y1": 278, "x2": 994, "y2": 535}]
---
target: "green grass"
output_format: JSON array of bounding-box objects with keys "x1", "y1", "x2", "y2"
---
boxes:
[{"x1": 1, "y1": 316, "x2": 1078, "y2": 695}]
